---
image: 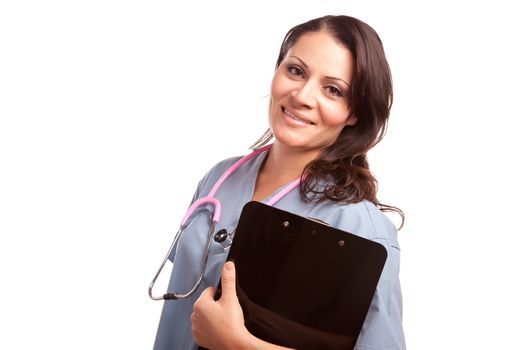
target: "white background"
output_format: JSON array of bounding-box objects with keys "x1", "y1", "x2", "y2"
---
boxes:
[{"x1": 1, "y1": 1, "x2": 524, "y2": 349}]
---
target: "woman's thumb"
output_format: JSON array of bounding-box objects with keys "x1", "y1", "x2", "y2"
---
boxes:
[{"x1": 220, "y1": 261, "x2": 237, "y2": 301}]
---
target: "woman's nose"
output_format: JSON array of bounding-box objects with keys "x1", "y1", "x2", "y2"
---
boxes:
[{"x1": 291, "y1": 80, "x2": 316, "y2": 108}]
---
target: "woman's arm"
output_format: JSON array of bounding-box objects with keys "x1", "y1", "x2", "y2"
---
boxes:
[{"x1": 191, "y1": 262, "x2": 293, "y2": 350}]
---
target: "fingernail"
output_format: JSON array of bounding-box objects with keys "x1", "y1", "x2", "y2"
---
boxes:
[{"x1": 224, "y1": 261, "x2": 234, "y2": 271}]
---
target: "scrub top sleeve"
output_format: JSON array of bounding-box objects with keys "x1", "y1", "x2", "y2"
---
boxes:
[
  {"x1": 354, "y1": 204, "x2": 406, "y2": 350},
  {"x1": 353, "y1": 238, "x2": 405, "y2": 350},
  {"x1": 322, "y1": 202, "x2": 405, "y2": 349}
]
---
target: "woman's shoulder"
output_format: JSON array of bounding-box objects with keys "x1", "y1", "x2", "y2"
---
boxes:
[
  {"x1": 309, "y1": 200, "x2": 399, "y2": 246},
  {"x1": 205, "y1": 155, "x2": 243, "y2": 180},
  {"x1": 192, "y1": 155, "x2": 241, "y2": 193}
]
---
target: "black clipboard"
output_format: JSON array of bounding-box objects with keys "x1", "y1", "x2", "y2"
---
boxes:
[{"x1": 202, "y1": 201, "x2": 387, "y2": 350}]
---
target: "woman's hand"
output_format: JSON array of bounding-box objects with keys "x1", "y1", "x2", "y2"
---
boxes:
[{"x1": 191, "y1": 261, "x2": 251, "y2": 350}]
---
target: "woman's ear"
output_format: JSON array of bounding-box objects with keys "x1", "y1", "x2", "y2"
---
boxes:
[{"x1": 346, "y1": 114, "x2": 358, "y2": 126}]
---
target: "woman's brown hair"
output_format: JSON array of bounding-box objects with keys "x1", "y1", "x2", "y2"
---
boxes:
[{"x1": 252, "y1": 15, "x2": 404, "y2": 226}]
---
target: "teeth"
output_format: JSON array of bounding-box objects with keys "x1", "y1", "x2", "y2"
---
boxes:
[{"x1": 284, "y1": 108, "x2": 312, "y2": 124}]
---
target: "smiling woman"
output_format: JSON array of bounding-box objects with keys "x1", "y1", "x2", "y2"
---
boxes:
[
  {"x1": 269, "y1": 31, "x2": 357, "y2": 151},
  {"x1": 153, "y1": 15, "x2": 405, "y2": 350}
]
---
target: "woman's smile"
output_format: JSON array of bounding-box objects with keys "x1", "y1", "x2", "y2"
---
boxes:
[{"x1": 282, "y1": 107, "x2": 315, "y2": 126}]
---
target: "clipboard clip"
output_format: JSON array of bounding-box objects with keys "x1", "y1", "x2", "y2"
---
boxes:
[{"x1": 306, "y1": 217, "x2": 331, "y2": 226}]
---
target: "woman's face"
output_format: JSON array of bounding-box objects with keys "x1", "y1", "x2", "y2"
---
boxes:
[{"x1": 269, "y1": 30, "x2": 356, "y2": 153}]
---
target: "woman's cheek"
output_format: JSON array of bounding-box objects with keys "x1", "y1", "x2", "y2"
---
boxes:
[
  {"x1": 321, "y1": 104, "x2": 351, "y2": 126},
  {"x1": 270, "y1": 74, "x2": 286, "y2": 98}
]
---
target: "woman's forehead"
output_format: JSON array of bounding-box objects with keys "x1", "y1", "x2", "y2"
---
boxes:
[{"x1": 286, "y1": 31, "x2": 354, "y2": 79}]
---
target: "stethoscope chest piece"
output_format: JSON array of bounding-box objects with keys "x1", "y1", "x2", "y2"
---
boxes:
[
  {"x1": 213, "y1": 228, "x2": 234, "y2": 250},
  {"x1": 214, "y1": 229, "x2": 228, "y2": 243}
]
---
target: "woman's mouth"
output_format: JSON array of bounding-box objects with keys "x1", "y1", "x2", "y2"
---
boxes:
[{"x1": 282, "y1": 107, "x2": 314, "y2": 126}]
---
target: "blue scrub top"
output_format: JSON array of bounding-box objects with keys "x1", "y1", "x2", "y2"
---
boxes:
[{"x1": 154, "y1": 148, "x2": 405, "y2": 350}]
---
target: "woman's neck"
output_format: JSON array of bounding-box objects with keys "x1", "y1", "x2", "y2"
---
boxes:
[
  {"x1": 251, "y1": 142, "x2": 319, "y2": 202},
  {"x1": 264, "y1": 142, "x2": 319, "y2": 180}
]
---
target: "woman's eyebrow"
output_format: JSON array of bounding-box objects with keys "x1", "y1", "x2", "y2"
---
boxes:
[
  {"x1": 327, "y1": 76, "x2": 350, "y2": 88},
  {"x1": 290, "y1": 55, "x2": 350, "y2": 88},
  {"x1": 290, "y1": 55, "x2": 309, "y2": 68}
]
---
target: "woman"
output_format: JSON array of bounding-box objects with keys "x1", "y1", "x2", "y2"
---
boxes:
[{"x1": 154, "y1": 15, "x2": 405, "y2": 350}]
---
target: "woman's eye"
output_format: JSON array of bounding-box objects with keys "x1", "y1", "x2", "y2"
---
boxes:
[
  {"x1": 326, "y1": 85, "x2": 343, "y2": 97},
  {"x1": 287, "y1": 65, "x2": 303, "y2": 77}
]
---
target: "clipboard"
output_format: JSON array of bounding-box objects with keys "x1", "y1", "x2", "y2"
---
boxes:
[{"x1": 206, "y1": 201, "x2": 387, "y2": 350}]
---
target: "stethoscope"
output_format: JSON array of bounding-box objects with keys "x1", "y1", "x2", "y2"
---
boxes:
[{"x1": 148, "y1": 144, "x2": 300, "y2": 301}]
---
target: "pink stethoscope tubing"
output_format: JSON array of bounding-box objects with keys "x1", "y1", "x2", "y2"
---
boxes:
[{"x1": 149, "y1": 144, "x2": 300, "y2": 301}]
